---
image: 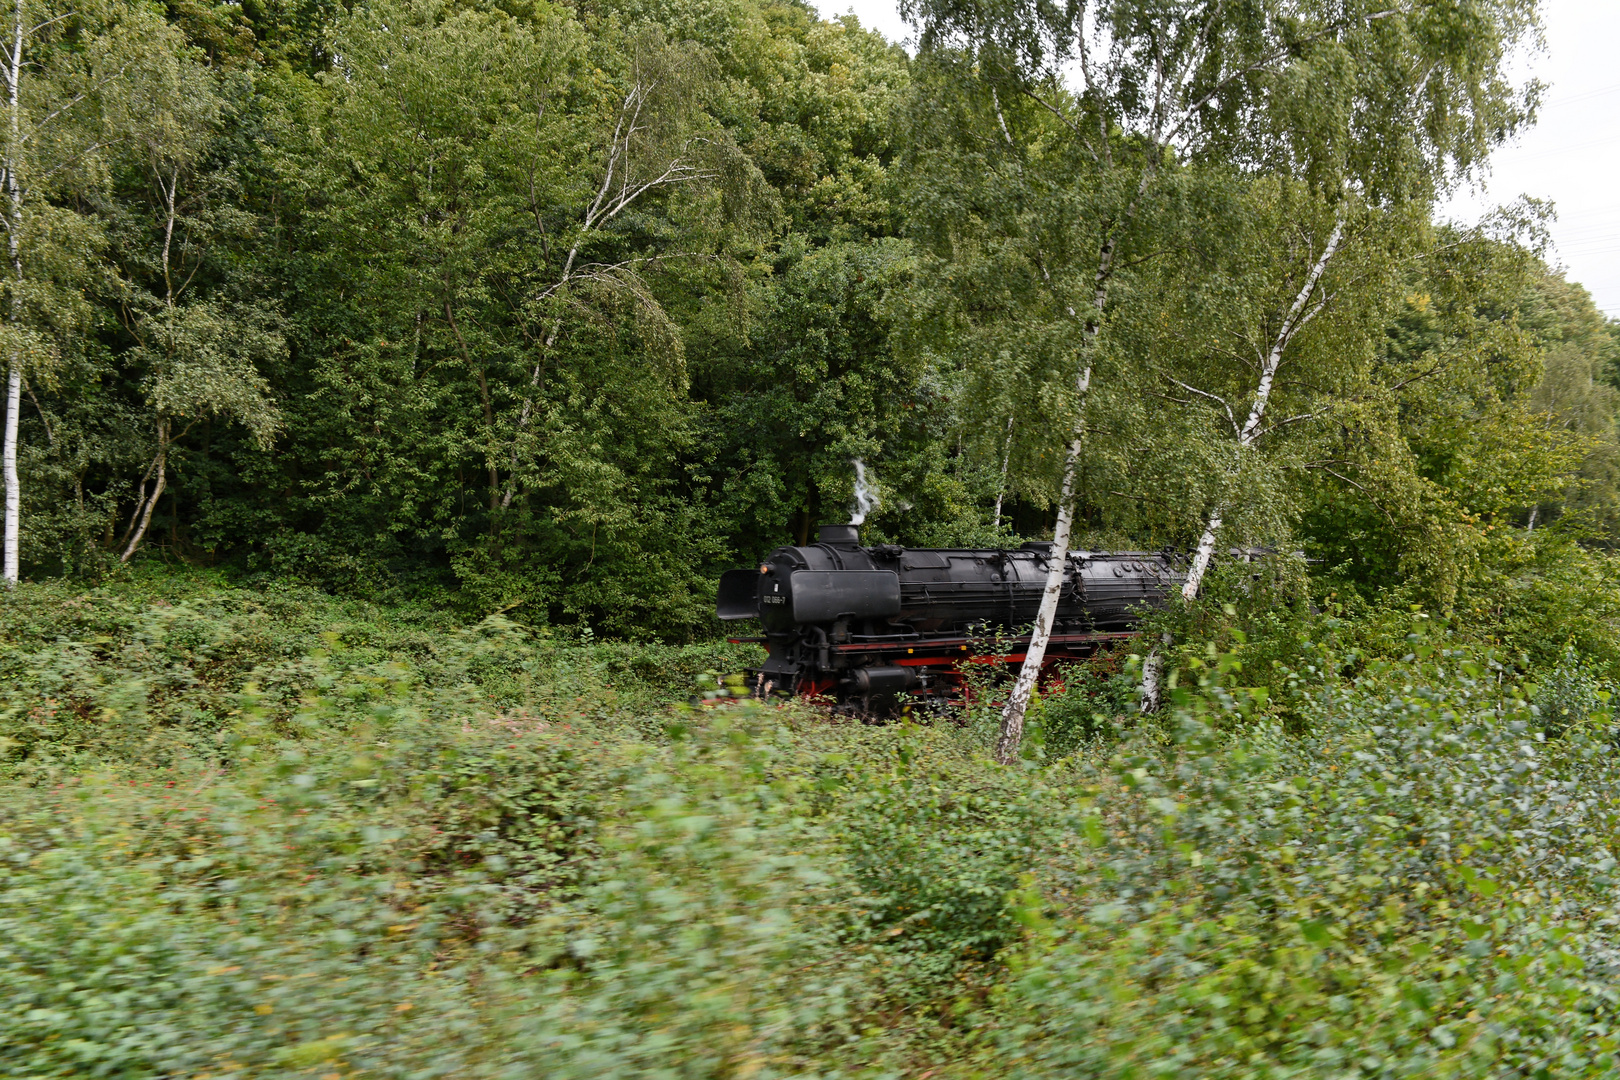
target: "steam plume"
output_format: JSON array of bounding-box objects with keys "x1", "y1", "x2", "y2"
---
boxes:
[{"x1": 849, "y1": 460, "x2": 879, "y2": 525}]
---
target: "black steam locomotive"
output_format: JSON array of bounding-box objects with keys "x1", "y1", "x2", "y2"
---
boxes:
[{"x1": 718, "y1": 523, "x2": 1185, "y2": 710}]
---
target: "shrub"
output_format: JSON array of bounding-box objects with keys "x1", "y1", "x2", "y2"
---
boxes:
[
  {"x1": 1034, "y1": 654, "x2": 1139, "y2": 758},
  {"x1": 1534, "y1": 646, "x2": 1605, "y2": 733},
  {"x1": 0, "y1": 577, "x2": 761, "y2": 774},
  {"x1": 491, "y1": 706, "x2": 877, "y2": 1077},
  {"x1": 834, "y1": 730, "x2": 1048, "y2": 999},
  {"x1": 976, "y1": 639, "x2": 1620, "y2": 1078},
  {"x1": 0, "y1": 776, "x2": 489, "y2": 1078},
  {"x1": 13, "y1": 572, "x2": 1620, "y2": 1077}
]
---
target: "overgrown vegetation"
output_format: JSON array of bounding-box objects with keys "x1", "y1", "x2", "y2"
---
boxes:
[
  {"x1": 8, "y1": 0, "x2": 1620, "y2": 1072},
  {"x1": 5, "y1": 0, "x2": 1619, "y2": 658},
  {"x1": 7, "y1": 577, "x2": 1620, "y2": 1076}
]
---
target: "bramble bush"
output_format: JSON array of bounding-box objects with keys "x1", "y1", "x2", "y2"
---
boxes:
[
  {"x1": 0, "y1": 571, "x2": 761, "y2": 773},
  {"x1": 836, "y1": 738, "x2": 1047, "y2": 1000},
  {"x1": 1033, "y1": 653, "x2": 1140, "y2": 758}
]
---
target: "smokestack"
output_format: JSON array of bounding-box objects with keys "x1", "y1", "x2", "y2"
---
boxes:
[{"x1": 817, "y1": 523, "x2": 860, "y2": 546}]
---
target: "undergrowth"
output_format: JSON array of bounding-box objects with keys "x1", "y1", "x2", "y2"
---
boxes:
[{"x1": 5, "y1": 574, "x2": 1620, "y2": 1077}]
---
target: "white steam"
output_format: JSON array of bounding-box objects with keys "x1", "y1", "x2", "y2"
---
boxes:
[{"x1": 849, "y1": 459, "x2": 879, "y2": 525}]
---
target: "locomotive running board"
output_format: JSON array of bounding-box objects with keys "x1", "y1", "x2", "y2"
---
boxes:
[{"x1": 827, "y1": 630, "x2": 1135, "y2": 658}]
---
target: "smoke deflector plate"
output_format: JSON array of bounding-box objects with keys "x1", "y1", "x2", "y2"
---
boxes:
[{"x1": 790, "y1": 570, "x2": 901, "y2": 623}]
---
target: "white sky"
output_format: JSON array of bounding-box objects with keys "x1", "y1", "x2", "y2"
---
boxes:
[{"x1": 814, "y1": 0, "x2": 1620, "y2": 316}]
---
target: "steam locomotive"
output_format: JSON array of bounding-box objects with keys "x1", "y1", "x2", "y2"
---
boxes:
[{"x1": 717, "y1": 523, "x2": 1185, "y2": 710}]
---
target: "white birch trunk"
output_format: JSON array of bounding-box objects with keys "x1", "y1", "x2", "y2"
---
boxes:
[
  {"x1": 502, "y1": 77, "x2": 713, "y2": 511},
  {"x1": 1182, "y1": 507, "x2": 1223, "y2": 604},
  {"x1": 994, "y1": 202, "x2": 1135, "y2": 763},
  {"x1": 119, "y1": 170, "x2": 181, "y2": 564},
  {"x1": 989, "y1": 65, "x2": 1183, "y2": 761},
  {"x1": 120, "y1": 463, "x2": 164, "y2": 563},
  {"x1": 3, "y1": 361, "x2": 17, "y2": 583},
  {"x1": 1180, "y1": 218, "x2": 1344, "y2": 602},
  {"x1": 121, "y1": 430, "x2": 166, "y2": 563},
  {"x1": 994, "y1": 366, "x2": 1089, "y2": 764},
  {"x1": 992, "y1": 415, "x2": 1013, "y2": 532},
  {"x1": 1139, "y1": 650, "x2": 1162, "y2": 713},
  {"x1": 3, "y1": 0, "x2": 21, "y2": 585}
]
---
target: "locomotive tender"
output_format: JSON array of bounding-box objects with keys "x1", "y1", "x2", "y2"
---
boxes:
[{"x1": 718, "y1": 523, "x2": 1185, "y2": 710}]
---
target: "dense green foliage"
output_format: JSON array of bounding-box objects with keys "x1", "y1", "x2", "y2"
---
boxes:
[
  {"x1": 3, "y1": 0, "x2": 1616, "y2": 658},
  {"x1": 12, "y1": 0, "x2": 1620, "y2": 1071},
  {"x1": 5, "y1": 581, "x2": 1620, "y2": 1076}
]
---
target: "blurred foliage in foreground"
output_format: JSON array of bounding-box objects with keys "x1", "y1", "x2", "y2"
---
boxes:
[{"x1": 5, "y1": 576, "x2": 1620, "y2": 1077}]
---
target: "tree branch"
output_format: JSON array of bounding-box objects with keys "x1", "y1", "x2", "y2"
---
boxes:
[
  {"x1": 1303, "y1": 462, "x2": 1399, "y2": 525},
  {"x1": 1165, "y1": 375, "x2": 1239, "y2": 435}
]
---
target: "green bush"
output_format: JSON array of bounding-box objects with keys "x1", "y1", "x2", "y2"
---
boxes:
[
  {"x1": 0, "y1": 704, "x2": 894, "y2": 1078},
  {"x1": 1034, "y1": 654, "x2": 1139, "y2": 758},
  {"x1": 490, "y1": 707, "x2": 878, "y2": 1077},
  {"x1": 0, "y1": 775, "x2": 490, "y2": 1078},
  {"x1": 974, "y1": 639, "x2": 1620, "y2": 1078},
  {"x1": 1534, "y1": 646, "x2": 1606, "y2": 733},
  {"x1": 0, "y1": 575, "x2": 761, "y2": 773},
  {"x1": 11, "y1": 572, "x2": 1620, "y2": 1077},
  {"x1": 834, "y1": 732, "x2": 1047, "y2": 1000}
]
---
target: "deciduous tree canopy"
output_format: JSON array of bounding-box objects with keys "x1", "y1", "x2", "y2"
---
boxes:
[{"x1": 2, "y1": 0, "x2": 1615, "y2": 676}]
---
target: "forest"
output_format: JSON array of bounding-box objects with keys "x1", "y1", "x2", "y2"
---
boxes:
[
  {"x1": 0, "y1": 0, "x2": 1612, "y2": 652},
  {"x1": 10, "y1": 0, "x2": 1620, "y2": 1075}
]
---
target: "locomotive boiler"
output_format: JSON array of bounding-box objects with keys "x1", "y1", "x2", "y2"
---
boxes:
[{"x1": 717, "y1": 523, "x2": 1185, "y2": 710}]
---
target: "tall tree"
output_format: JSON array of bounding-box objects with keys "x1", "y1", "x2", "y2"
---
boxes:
[
  {"x1": 270, "y1": 0, "x2": 769, "y2": 625},
  {"x1": 900, "y1": 0, "x2": 1542, "y2": 759},
  {"x1": 111, "y1": 28, "x2": 282, "y2": 562},
  {"x1": 0, "y1": 0, "x2": 175, "y2": 581}
]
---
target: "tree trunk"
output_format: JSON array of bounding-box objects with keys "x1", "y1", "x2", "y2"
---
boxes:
[
  {"x1": 992, "y1": 415, "x2": 1013, "y2": 532},
  {"x1": 122, "y1": 424, "x2": 168, "y2": 563},
  {"x1": 3, "y1": 360, "x2": 17, "y2": 583},
  {"x1": 1139, "y1": 650, "x2": 1162, "y2": 713},
  {"x1": 993, "y1": 202, "x2": 1138, "y2": 762},
  {"x1": 993, "y1": 366, "x2": 1089, "y2": 765},
  {"x1": 3, "y1": 0, "x2": 21, "y2": 586},
  {"x1": 501, "y1": 76, "x2": 717, "y2": 512},
  {"x1": 1182, "y1": 507, "x2": 1224, "y2": 603},
  {"x1": 992, "y1": 125, "x2": 1163, "y2": 762},
  {"x1": 1181, "y1": 218, "x2": 1344, "y2": 602}
]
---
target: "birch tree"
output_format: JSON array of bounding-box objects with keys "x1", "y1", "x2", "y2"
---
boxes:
[
  {"x1": 109, "y1": 33, "x2": 282, "y2": 563},
  {"x1": 115, "y1": 301, "x2": 283, "y2": 562},
  {"x1": 1177, "y1": 199, "x2": 1352, "y2": 599},
  {"x1": 499, "y1": 29, "x2": 764, "y2": 511},
  {"x1": 0, "y1": 0, "x2": 167, "y2": 582},
  {"x1": 902, "y1": 0, "x2": 1542, "y2": 761},
  {"x1": 309, "y1": 2, "x2": 760, "y2": 524},
  {"x1": 1101, "y1": 176, "x2": 1409, "y2": 604}
]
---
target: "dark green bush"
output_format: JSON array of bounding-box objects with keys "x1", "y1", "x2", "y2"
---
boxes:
[
  {"x1": 835, "y1": 736, "x2": 1047, "y2": 998},
  {"x1": 1034, "y1": 654, "x2": 1139, "y2": 757},
  {"x1": 1534, "y1": 646, "x2": 1606, "y2": 733}
]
